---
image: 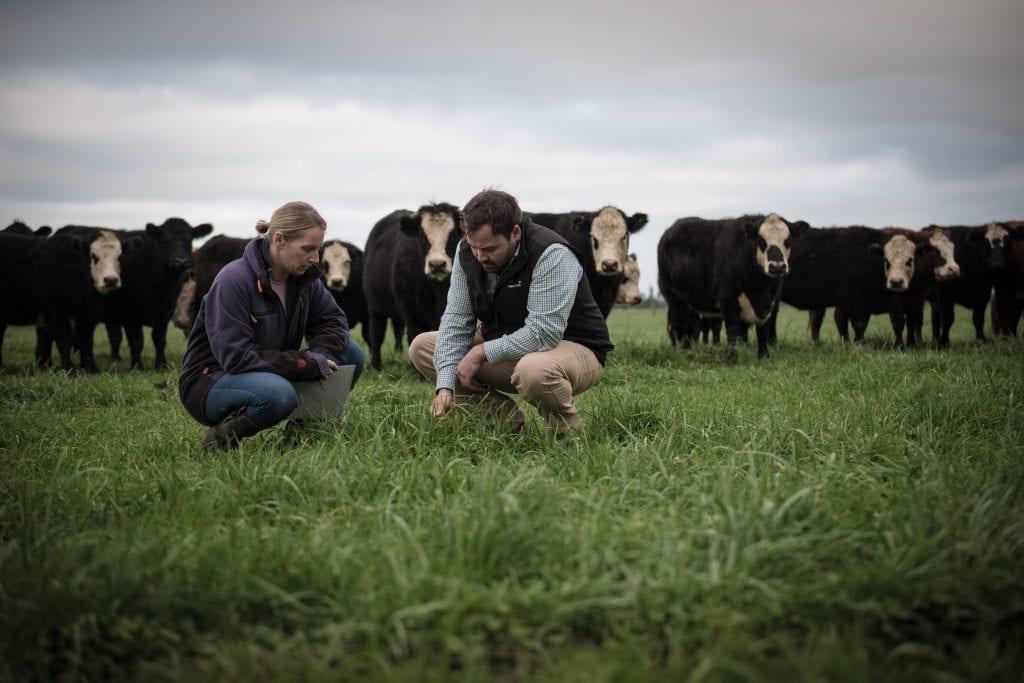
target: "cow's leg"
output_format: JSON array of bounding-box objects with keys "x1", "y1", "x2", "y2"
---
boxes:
[
  {"x1": 680, "y1": 310, "x2": 699, "y2": 348},
  {"x1": 889, "y1": 305, "x2": 906, "y2": 348},
  {"x1": 391, "y1": 318, "x2": 405, "y2": 353},
  {"x1": 938, "y1": 302, "x2": 954, "y2": 348},
  {"x1": 105, "y1": 321, "x2": 122, "y2": 361},
  {"x1": 846, "y1": 308, "x2": 869, "y2": 343},
  {"x1": 124, "y1": 322, "x2": 145, "y2": 370},
  {"x1": 1008, "y1": 298, "x2": 1024, "y2": 337},
  {"x1": 76, "y1": 320, "x2": 100, "y2": 373},
  {"x1": 971, "y1": 304, "x2": 987, "y2": 341},
  {"x1": 755, "y1": 323, "x2": 771, "y2": 359},
  {"x1": 365, "y1": 310, "x2": 387, "y2": 370},
  {"x1": 45, "y1": 314, "x2": 76, "y2": 372},
  {"x1": 34, "y1": 325, "x2": 53, "y2": 368},
  {"x1": 721, "y1": 301, "x2": 746, "y2": 346},
  {"x1": 807, "y1": 309, "x2": 825, "y2": 342},
  {"x1": 766, "y1": 309, "x2": 778, "y2": 346},
  {"x1": 905, "y1": 301, "x2": 924, "y2": 348},
  {"x1": 833, "y1": 306, "x2": 851, "y2": 342},
  {"x1": 152, "y1": 322, "x2": 170, "y2": 370}
]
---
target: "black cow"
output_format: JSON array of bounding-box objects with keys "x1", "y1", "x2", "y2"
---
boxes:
[
  {"x1": 992, "y1": 222, "x2": 1024, "y2": 336},
  {"x1": 658, "y1": 214, "x2": 808, "y2": 359},
  {"x1": 929, "y1": 222, "x2": 1023, "y2": 347},
  {"x1": 36, "y1": 228, "x2": 137, "y2": 372},
  {"x1": 0, "y1": 233, "x2": 48, "y2": 367},
  {"x1": 362, "y1": 203, "x2": 461, "y2": 370},
  {"x1": 526, "y1": 207, "x2": 648, "y2": 317},
  {"x1": 171, "y1": 235, "x2": 247, "y2": 333},
  {"x1": 102, "y1": 218, "x2": 214, "y2": 369},
  {"x1": 769, "y1": 225, "x2": 924, "y2": 344},
  {"x1": 3, "y1": 221, "x2": 52, "y2": 237}
]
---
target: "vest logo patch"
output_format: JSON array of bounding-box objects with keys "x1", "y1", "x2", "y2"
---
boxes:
[{"x1": 506, "y1": 280, "x2": 522, "y2": 288}]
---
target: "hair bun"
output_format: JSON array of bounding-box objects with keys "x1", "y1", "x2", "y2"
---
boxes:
[{"x1": 255, "y1": 219, "x2": 271, "y2": 234}]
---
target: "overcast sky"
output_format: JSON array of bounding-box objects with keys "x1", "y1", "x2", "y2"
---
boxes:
[{"x1": 2, "y1": 0, "x2": 1023, "y2": 295}]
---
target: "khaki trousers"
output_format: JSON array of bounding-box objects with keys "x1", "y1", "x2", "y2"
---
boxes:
[{"x1": 409, "y1": 331, "x2": 603, "y2": 432}]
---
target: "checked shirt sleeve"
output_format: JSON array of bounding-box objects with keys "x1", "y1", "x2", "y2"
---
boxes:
[{"x1": 433, "y1": 251, "x2": 477, "y2": 392}]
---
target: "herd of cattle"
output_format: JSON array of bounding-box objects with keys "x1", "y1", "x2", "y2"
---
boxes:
[{"x1": 0, "y1": 205, "x2": 1021, "y2": 373}]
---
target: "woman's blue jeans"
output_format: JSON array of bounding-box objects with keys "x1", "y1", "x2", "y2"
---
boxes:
[{"x1": 204, "y1": 339, "x2": 366, "y2": 427}]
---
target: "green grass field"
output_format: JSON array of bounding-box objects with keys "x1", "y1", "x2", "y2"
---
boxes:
[{"x1": 1, "y1": 306, "x2": 1023, "y2": 682}]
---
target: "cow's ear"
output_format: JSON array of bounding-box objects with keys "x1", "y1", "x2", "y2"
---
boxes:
[
  {"x1": 399, "y1": 215, "x2": 421, "y2": 236},
  {"x1": 627, "y1": 213, "x2": 649, "y2": 233},
  {"x1": 123, "y1": 235, "x2": 146, "y2": 254},
  {"x1": 192, "y1": 223, "x2": 214, "y2": 239},
  {"x1": 789, "y1": 221, "x2": 811, "y2": 240},
  {"x1": 37, "y1": 225, "x2": 53, "y2": 237},
  {"x1": 70, "y1": 233, "x2": 92, "y2": 253},
  {"x1": 570, "y1": 215, "x2": 590, "y2": 234},
  {"x1": 146, "y1": 223, "x2": 159, "y2": 233}
]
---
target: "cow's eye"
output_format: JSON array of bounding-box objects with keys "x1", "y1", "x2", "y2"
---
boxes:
[
  {"x1": 591, "y1": 237, "x2": 599, "y2": 250},
  {"x1": 757, "y1": 237, "x2": 767, "y2": 250},
  {"x1": 905, "y1": 258, "x2": 913, "y2": 267},
  {"x1": 783, "y1": 239, "x2": 791, "y2": 248},
  {"x1": 91, "y1": 254, "x2": 100, "y2": 265},
  {"x1": 884, "y1": 259, "x2": 891, "y2": 268}
]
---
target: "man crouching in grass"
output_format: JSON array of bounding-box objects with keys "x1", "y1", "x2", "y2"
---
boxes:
[{"x1": 409, "y1": 188, "x2": 612, "y2": 438}]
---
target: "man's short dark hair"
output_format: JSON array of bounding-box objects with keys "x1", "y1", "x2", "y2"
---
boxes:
[{"x1": 462, "y1": 189, "x2": 522, "y2": 238}]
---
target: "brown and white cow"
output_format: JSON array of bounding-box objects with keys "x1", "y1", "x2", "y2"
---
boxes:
[
  {"x1": 362, "y1": 203, "x2": 461, "y2": 369},
  {"x1": 615, "y1": 253, "x2": 643, "y2": 305}
]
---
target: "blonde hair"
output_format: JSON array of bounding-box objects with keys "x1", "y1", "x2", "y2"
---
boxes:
[{"x1": 255, "y1": 201, "x2": 327, "y2": 240}]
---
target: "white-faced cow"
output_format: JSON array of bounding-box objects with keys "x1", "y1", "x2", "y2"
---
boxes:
[
  {"x1": 658, "y1": 213, "x2": 808, "y2": 359},
  {"x1": 876, "y1": 227, "x2": 959, "y2": 347},
  {"x1": 362, "y1": 203, "x2": 461, "y2": 370},
  {"x1": 615, "y1": 253, "x2": 643, "y2": 306},
  {"x1": 770, "y1": 225, "x2": 927, "y2": 345},
  {"x1": 102, "y1": 218, "x2": 214, "y2": 369},
  {"x1": 526, "y1": 207, "x2": 648, "y2": 317},
  {"x1": 929, "y1": 222, "x2": 1024, "y2": 347},
  {"x1": 320, "y1": 239, "x2": 369, "y2": 340},
  {"x1": 36, "y1": 228, "x2": 138, "y2": 372}
]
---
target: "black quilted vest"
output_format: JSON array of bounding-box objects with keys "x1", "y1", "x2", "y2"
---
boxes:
[{"x1": 459, "y1": 220, "x2": 613, "y2": 365}]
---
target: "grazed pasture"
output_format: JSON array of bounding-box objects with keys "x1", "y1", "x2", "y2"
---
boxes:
[{"x1": 1, "y1": 306, "x2": 1022, "y2": 681}]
